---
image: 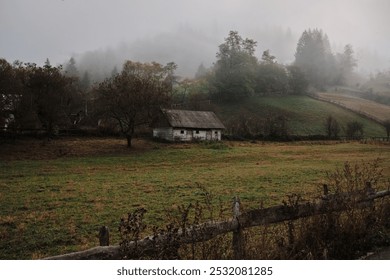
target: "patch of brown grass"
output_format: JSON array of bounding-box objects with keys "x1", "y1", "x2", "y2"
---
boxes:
[{"x1": 0, "y1": 137, "x2": 155, "y2": 161}]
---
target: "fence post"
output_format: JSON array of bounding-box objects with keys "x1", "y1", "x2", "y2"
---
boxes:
[
  {"x1": 232, "y1": 196, "x2": 244, "y2": 259},
  {"x1": 323, "y1": 184, "x2": 329, "y2": 197},
  {"x1": 99, "y1": 226, "x2": 110, "y2": 246},
  {"x1": 365, "y1": 182, "x2": 376, "y2": 227},
  {"x1": 365, "y1": 182, "x2": 375, "y2": 196}
]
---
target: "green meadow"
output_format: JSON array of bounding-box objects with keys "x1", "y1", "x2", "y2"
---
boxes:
[{"x1": 1, "y1": 139, "x2": 389, "y2": 259}]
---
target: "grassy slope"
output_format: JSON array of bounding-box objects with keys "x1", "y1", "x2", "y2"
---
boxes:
[
  {"x1": 215, "y1": 95, "x2": 386, "y2": 137},
  {"x1": 364, "y1": 78, "x2": 390, "y2": 96},
  {"x1": 1, "y1": 139, "x2": 389, "y2": 259},
  {"x1": 316, "y1": 92, "x2": 390, "y2": 123}
]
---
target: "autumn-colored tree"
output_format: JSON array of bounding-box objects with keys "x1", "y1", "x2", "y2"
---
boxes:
[{"x1": 96, "y1": 61, "x2": 175, "y2": 147}]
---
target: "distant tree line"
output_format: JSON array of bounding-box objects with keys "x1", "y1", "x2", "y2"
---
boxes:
[
  {"x1": 204, "y1": 31, "x2": 308, "y2": 103},
  {"x1": 0, "y1": 58, "x2": 82, "y2": 136},
  {"x1": 172, "y1": 29, "x2": 357, "y2": 108},
  {"x1": 324, "y1": 116, "x2": 364, "y2": 140},
  {"x1": 0, "y1": 57, "x2": 176, "y2": 147},
  {"x1": 172, "y1": 30, "x2": 361, "y2": 140},
  {"x1": 0, "y1": 29, "x2": 367, "y2": 144},
  {"x1": 360, "y1": 70, "x2": 390, "y2": 106},
  {"x1": 295, "y1": 29, "x2": 357, "y2": 90}
]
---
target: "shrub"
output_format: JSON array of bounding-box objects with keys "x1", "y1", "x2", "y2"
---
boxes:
[
  {"x1": 346, "y1": 121, "x2": 364, "y2": 140},
  {"x1": 256, "y1": 160, "x2": 390, "y2": 259}
]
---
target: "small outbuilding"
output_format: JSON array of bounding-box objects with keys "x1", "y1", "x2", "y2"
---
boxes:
[{"x1": 153, "y1": 109, "x2": 225, "y2": 142}]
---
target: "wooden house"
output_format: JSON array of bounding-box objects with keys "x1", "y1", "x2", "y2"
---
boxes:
[{"x1": 153, "y1": 109, "x2": 225, "y2": 141}]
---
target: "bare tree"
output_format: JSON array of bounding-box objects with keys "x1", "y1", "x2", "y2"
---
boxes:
[
  {"x1": 346, "y1": 121, "x2": 364, "y2": 140},
  {"x1": 383, "y1": 120, "x2": 390, "y2": 140},
  {"x1": 96, "y1": 61, "x2": 175, "y2": 147},
  {"x1": 325, "y1": 115, "x2": 340, "y2": 139},
  {"x1": 0, "y1": 59, "x2": 20, "y2": 128}
]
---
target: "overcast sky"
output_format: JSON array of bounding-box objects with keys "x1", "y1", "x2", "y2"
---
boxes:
[{"x1": 1, "y1": 0, "x2": 389, "y2": 73}]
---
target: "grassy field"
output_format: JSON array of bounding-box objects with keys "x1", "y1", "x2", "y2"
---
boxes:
[
  {"x1": 1, "y1": 138, "x2": 390, "y2": 259},
  {"x1": 316, "y1": 92, "x2": 390, "y2": 123},
  {"x1": 215, "y1": 95, "x2": 387, "y2": 136}
]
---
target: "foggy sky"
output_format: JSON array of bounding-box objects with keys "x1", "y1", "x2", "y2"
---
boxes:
[{"x1": 1, "y1": 0, "x2": 389, "y2": 76}]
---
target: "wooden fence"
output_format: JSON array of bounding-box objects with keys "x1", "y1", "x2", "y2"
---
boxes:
[{"x1": 44, "y1": 184, "x2": 390, "y2": 260}]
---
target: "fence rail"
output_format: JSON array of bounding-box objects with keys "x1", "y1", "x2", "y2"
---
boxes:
[{"x1": 44, "y1": 185, "x2": 390, "y2": 260}]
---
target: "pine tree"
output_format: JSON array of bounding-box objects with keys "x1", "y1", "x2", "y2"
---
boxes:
[
  {"x1": 65, "y1": 57, "x2": 79, "y2": 77},
  {"x1": 44, "y1": 58, "x2": 51, "y2": 68},
  {"x1": 294, "y1": 29, "x2": 336, "y2": 89},
  {"x1": 337, "y1": 44, "x2": 357, "y2": 85},
  {"x1": 111, "y1": 66, "x2": 118, "y2": 78},
  {"x1": 80, "y1": 71, "x2": 91, "y2": 91},
  {"x1": 195, "y1": 63, "x2": 208, "y2": 79}
]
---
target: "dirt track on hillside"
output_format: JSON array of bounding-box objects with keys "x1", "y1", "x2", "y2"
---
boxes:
[{"x1": 316, "y1": 92, "x2": 390, "y2": 123}]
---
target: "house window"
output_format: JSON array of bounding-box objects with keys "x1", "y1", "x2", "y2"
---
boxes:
[
  {"x1": 196, "y1": 130, "x2": 200, "y2": 134},
  {"x1": 214, "y1": 131, "x2": 218, "y2": 135},
  {"x1": 180, "y1": 130, "x2": 185, "y2": 134}
]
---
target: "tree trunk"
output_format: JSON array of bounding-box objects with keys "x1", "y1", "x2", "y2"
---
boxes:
[{"x1": 126, "y1": 134, "x2": 132, "y2": 148}]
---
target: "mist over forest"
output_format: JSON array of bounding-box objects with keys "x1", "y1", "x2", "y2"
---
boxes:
[
  {"x1": 2, "y1": 0, "x2": 390, "y2": 82},
  {"x1": 72, "y1": 25, "x2": 389, "y2": 82},
  {"x1": 2, "y1": 1, "x2": 390, "y2": 262},
  {"x1": 1, "y1": 0, "x2": 390, "y2": 143},
  {"x1": 73, "y1": 25, "x2": 298, "y2": 81}
]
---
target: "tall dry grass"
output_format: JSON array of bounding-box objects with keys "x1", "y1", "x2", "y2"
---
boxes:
[{"x1": 118, "y1": 160, "x2": 390, "y2": 259}]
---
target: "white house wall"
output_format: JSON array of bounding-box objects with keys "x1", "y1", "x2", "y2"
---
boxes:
[
  {"x1": 154, "y1": 127, "x2": 222, "y2": 142},
  {"x1": 211, "y1": 130, "x2": 222, "y2": 141},
  {"x1": 172, "y1": 129, "x2": 192, "y2": 141},
  {"x1": 191, "y1": 130, "x2": 206, "y2": 140}
]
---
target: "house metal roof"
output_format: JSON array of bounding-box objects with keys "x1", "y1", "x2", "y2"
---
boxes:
[{"x1": 161, "y1": 109, "x2": 225, "y2": 129}]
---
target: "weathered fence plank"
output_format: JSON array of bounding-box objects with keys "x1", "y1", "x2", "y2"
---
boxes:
[
  {"x1": 238, "y1": 189, "x2": 390, "y2": 228},
  {"x1": 232, "y1": 197, "x2": 245, "y2": 259},
  {"x1": 99, "y1": 226, "x2": 110, "y2": 246},
  {"x1": 45, "y1": 245, "x2": 121, "y2": 260}
]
